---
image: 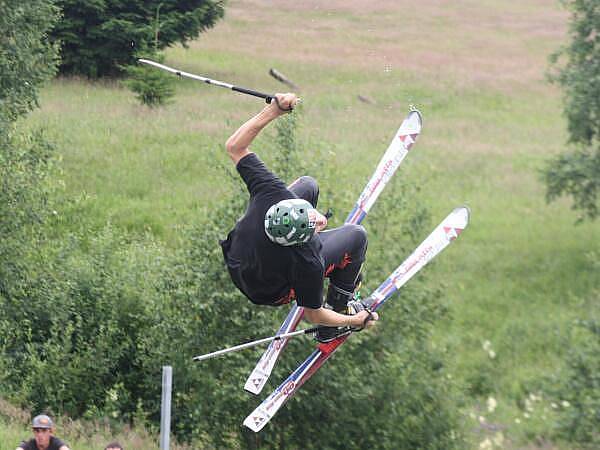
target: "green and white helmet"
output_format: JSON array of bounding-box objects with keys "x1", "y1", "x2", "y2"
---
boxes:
[{"x1": 264, "y1": 198, "x2": 317, "y2": 246}]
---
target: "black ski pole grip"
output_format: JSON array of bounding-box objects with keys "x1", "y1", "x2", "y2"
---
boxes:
[{"x1": 232, "y1": 86, "x2": 274, "y2": 103}]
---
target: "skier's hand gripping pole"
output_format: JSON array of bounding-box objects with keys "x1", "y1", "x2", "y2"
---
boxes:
[
  {"x1": 270, "y1": 93, "x2": 300, "y2": 114},
  {"x1": 347, "y1": 300, "x2": 378, "y2": 332}
]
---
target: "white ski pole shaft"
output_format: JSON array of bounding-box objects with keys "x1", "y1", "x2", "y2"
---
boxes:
[
  {"x1": 138, "y1": 59, "x2": 275, "y2": 104},
  {"x1": 193, "y1": 327, "x2": 319, "y2": 362}
]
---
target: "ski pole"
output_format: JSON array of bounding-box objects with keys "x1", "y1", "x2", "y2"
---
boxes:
[
  {"x1": 138, "y1": 59, "x2": 276, "y2": 104},
  {"x1": 193, "y1": 327, "x2": 320, "y2": 362}
]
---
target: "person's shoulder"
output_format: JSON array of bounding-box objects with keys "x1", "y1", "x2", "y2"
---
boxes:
[
  {"x1": 50, "y1": 436, "x2": 69, "y2": 450},
  {"x1": 16, "y1": 439, "x2": 33, "y2": 450}
]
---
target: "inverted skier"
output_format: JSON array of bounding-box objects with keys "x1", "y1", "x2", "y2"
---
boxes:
[{"x1": 220, "y1": 93, "x2": 378, "y2": 342}]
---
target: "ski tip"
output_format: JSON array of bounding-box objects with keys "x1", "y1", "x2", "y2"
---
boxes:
[
  {"x1": 408, "y1": 106, "x2": 422, "y2": 119},
  {"x1": 407, "y1": 107, "x2": 422, "y2": 126},
  {"x1": 399, "y1": 109, "x2": 422, "y2": 135},
  {"x1": 459, "y1": 205, "x2": 471, "y2": 222},
  {"x1": 450, "y1": 206, "x2": 471, "y2": 228}
]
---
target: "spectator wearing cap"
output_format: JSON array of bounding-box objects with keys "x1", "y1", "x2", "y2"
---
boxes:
[
  {"x1": 16, "y1": 414, "x2": 70, "y2": 450},
  {"x1": 105, "y1": 442, "x2": 123, "y2": 450}
]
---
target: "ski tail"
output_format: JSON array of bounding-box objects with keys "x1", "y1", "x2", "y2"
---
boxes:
[
  {"x1": 243, "y1": 206, "x2": 471, "y2": 431},
  {"x1": 244, "y1": 108, "x2": 423, "y2": 395},
  {"x1": 244, "y1": 304, "x2": 304, "y2": 394},
  {"x1": 243, "y1": 335, "x2": 350, "y2": 433}
]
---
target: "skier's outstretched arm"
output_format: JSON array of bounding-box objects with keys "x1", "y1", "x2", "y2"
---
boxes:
[
  {"x1": 225, "y1": 93, "x2": 299, "y2": 165},
  {"x1": 304, "y1": 306, "x2": 378, "y2": 329}
]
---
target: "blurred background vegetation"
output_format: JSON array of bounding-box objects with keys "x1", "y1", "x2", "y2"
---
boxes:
[{"x1": 1, "y1": 0, "x2": 598, "y2": 449}]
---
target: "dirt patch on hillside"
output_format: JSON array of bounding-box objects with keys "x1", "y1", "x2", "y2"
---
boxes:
[{"x1": 193, "y1": 0, "x2": 568, "y2": 90}]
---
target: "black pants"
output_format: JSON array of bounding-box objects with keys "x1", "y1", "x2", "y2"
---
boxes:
[{"x1": 289, "y1": 176, "x2": 367, "y2": 293}]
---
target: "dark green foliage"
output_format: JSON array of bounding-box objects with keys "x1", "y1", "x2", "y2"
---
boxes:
[
  {"x1": 0, "y1": 131, "x2": 58, "y2": 323},
  {"x1": 0, "y1": 0, "x2": 60, "y2": 131},
  {"x1": 123, "y1": 53, "x2": 174, "y2": 107},
  {"x1": 0, "y1": 227, "x2": 167, "y2": 419},
  {"x1": 544, "y1": 146, "x2": 600, "y2": 222},
  {"x1": 0, "y1": 107, "x2": 464, "y2": 449},
  {"x1": 133, "y1": 111, "x2": 463, "y2": 449},
  {"x1": 551, "y1": 315, "x2": 600, "y2": 448},
  {"x1": 0, "y1": 0, "x2": 61, "y2": 352},
  {"x1": 51, "y1": 0, "x2": 225, "y2": 78},
  {"x1": 545, "y1": 0, "x2": 600, "y2": 221},
  {"x1": 464, "y1": 360, "x2": 497, "y2": 398}
]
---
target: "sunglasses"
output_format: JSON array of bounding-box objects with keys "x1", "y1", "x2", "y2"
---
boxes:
[{"x1": 33, "y1": 428, "x2": 50, "y2": 433}]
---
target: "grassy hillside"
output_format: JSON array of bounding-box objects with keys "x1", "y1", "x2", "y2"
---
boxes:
[{"x1": 23, "y1": 0, "x2": 599, "y2": 448}]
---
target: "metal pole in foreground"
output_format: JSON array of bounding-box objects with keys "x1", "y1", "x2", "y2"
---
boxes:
[
  {"x1": 193, "y1": 327, "x2": 320, "y2": 362},
  {"x1": 160, "y1": 366, "x2": 172, "y2": 450},
  {"x1": 138, "y1": 58, "x2": 276, "y2": 104}
]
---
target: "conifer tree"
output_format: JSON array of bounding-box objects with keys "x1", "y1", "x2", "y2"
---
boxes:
[{"x1": 51, "y1": 0, "x2": 224, "y2": 78}]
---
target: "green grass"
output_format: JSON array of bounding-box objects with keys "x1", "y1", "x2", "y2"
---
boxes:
[{"x1": 21, "y1": 0, "x2": 600, "y2": 448}]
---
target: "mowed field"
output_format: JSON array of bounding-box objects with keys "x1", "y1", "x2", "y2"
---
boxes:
[{"x1": 26, "y1": 0, "x2": 599, "y2": 448}]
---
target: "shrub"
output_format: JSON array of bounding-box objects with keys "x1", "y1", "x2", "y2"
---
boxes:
[
  {"x1": 1, "y1": 106, "x2": 465, "y2": 449},
  {"x1": 123, "y1": 53, "x2": 175, "y2": 107},
  {"x1": 134, "y1": 109, "x2": 465, "y2": 449},
  {"x1": 544, "y1": 0, "x2": 600, "y2": 221},
  {"x1": 551, "y1": 316, "x2": 600, "y2": 448},
  {"x1": 0, "y1": 0, "x2": 59, "y2": 130},
  {"x1": 51, "y1": 0, "x2": 224, "y2": 78}
]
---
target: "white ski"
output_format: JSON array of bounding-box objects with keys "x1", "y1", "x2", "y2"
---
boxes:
[
  {"x1": 244, "y1": 109, "x2": 423, "y2": 395},
  {"x1": 244, "y1": 206, "x2": 470, "y2": 432}
]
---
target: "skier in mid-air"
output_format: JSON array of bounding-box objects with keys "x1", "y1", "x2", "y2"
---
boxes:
[{"x1": 220, "y1": 93, "x2": 378, "y2": 342}]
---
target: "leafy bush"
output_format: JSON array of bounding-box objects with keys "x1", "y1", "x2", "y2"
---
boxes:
[
  {"x1": 543, "y1": 147, "x2": 600, "y2": 222},
  {"x1": 51, "y1": 0, "x2": 225, "y2": 78},
  {"x1": 131, "y1": 109, "x2": 464, "y2": 449},
  {"x1": 0, "y1": 225, "x2": 163, "y2": 418},
  {"x1": 0, "y1": 0, "x2": 59, "y2": 131},
  {"x1": 1, "y1": 107, "x2": 464, "y2": 449},
  {"x1": 545, "y1": 0, "x2": 600, "y2": 221},
  {"x1": 550, "y1": 315, "x2": 600, "y2": 448}
]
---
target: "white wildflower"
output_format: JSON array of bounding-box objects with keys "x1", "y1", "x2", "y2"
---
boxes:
[
  {"x1": 524, "y1": 412, "x2": 530, "y2": 419},
  {"x1": 551, "y1": 402, "x2": 558, "y2": 409},
  {"x1": 487, "y1": 397, "x2": 498, "y2": 413},
  {"x1": 478, "y1": 415, "x2": 486, "y2": 424},
  {"x1": 493, "y1": 432, "x2": 504, "y2": 447},
  {"x1": 562, "y1": 401, "x2": 570, "y2": 408},
  {"x1": 525, "y1": 398, "x2": 534, "y2": 412},
  {"x1": 483, "y1": 340, "x2": 492, "y2": 352},
  {"x1": 488, "y1": 350, "x2": 496, "y2": 359},
  {"x1": 108, "y1": 389, "x2": 118, "y2": 402},
  {"x1": 515, "y1": 418, "x2": 521, "y2": 424},
  {"x1": 479, "y1": 438, "x2": 492, "y2": 450}
]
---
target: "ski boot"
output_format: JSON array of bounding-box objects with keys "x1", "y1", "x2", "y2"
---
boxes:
[{"x1": 316, "y1": 281, "x2": 365, "y2": 343}]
